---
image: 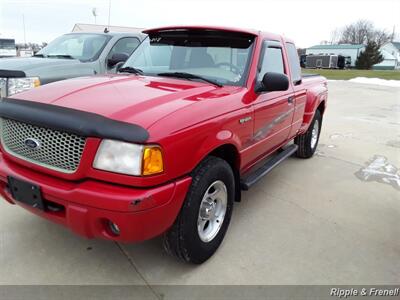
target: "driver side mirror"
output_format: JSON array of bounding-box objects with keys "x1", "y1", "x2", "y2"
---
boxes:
[
  {"x1": 107, "y1": 52, "x2": 129, "y2": 68},
  {"x1": 114, "y1": 61, "x2": 125, "y2": 73},
  {"x1": 256, "y1": 72, "x2": 289, "y2": 93}
]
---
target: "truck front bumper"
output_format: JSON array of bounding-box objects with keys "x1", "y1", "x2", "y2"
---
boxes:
[{"x1": 0, "y1": 153, "x2": 192, "y2": 242}]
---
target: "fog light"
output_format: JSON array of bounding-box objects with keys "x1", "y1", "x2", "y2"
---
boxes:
[{"x1": 108, "y1": 221, "x2": 120, "y2": 236}]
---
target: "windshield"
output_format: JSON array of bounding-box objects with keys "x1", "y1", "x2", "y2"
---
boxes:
[
  {"x1": 37, "y1": 33, "x2": 111, "y2": 61},
  {"x1": 123, "y1": 30, "x2": 255, "y2": 86}
]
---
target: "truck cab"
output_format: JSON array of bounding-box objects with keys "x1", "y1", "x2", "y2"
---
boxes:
[{"x1": 0, "y1": 31, "x2": 146, "y2": 97}]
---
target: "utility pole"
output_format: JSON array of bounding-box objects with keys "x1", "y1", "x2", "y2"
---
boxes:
[
  {"x1": 22, "y1": 14, "x2": 26, "y2": 47},
  {"x1": 92, "y1": 8, "x2": 98, "y2": 25},
  {"x1": 108, "y1": 0, "x2": 111, "y2": 27}
]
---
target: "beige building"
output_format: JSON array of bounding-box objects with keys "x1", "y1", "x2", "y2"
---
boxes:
[{"x1": 72, "y1": 23, "x2": 143, "y2": 34}]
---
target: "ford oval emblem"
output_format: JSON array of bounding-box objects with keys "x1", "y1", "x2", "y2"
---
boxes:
[{"x1": 24, "y1": 138, "x2": 41, "y2": 150}]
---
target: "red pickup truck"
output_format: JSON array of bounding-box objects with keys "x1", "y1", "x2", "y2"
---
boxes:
[{"x1": 0, "y1": 26, "x2": 327, "y2": 264}]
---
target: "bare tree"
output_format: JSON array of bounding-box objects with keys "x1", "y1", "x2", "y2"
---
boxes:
[
  {"x1": 373, "y1": 29, "x2": 391, "y2": 47},
  {"x1": 339, "y1": 20, "x2": 373, "y2": 44},
  {"x1": 330, "y1": 28, "x2": 341, "y2": 44},
  {"x1": 16, "y1": 42, "x2": 45, "y2": 52},
  {"x1": 332, "y1": 19, "x2": 391, "y2": 47}
]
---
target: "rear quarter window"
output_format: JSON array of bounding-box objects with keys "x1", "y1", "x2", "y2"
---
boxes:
[{"x1": 285, "y1": 42, "x2": 302, "y2": 83}]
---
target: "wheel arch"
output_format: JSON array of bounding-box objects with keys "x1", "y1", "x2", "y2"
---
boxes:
[
  {"x1": 300, "y1": 91, "x2": 327, "y2": 133},
  {"x1": 197, "y1": 143, "x2": 242, "y2": 202},
  {"x1": 316, "y1": 99, "x2": 326, "y2": 116}
]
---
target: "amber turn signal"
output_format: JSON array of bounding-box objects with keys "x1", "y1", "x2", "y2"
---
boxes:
[
  {"x1": 33, "y1": 78, "x2": 41, "y2": 88},
  {"x1": 142, "y1": 146, "x2": 164, "y2": 175}
]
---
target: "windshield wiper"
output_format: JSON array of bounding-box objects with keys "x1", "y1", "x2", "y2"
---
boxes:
[
  {"x1": 157, "y1": 72, "x2": 223, "y2": 87},
  {"x1": 118, "y1": 66, "x2": 143, "y2": 75},
  {"x1": 47, "y1": 54, "x2": 75, "y2": 59},
  {"x1": 33, "y1": 54, "x2": 47, "y2": 58}
]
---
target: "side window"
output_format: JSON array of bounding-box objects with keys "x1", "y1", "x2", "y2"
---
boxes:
[
  {"x1": 258, "y1": 45, "x2": 285, "y2": 80},
  {"x1": 108, "y1": 37, "x2": 140, "y2": 59},
  {"x1": 285, "y1": 42, "x2": 302, "y2": 83}
]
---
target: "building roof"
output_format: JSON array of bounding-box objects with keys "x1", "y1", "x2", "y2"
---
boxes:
[
  {"x1": 308, "y1": 44, "x2": 365, "y2": 50},
  {"x1": 391, "y1": 42, "x2": 400, "y2": 50}
]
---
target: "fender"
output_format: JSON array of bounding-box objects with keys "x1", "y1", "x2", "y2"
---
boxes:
[
  {"x1": 191, "y1": 123, "x2": 242, "y2": 171},
  {"x1": 299, "y1": 85, "x2": 327, "y2": 133},
  {"x1": 189, "y1": 103, "x2": 253, "y2": 172},
  {"x1": 193, "y1": 130, "x2": 242, "y2": 202}
]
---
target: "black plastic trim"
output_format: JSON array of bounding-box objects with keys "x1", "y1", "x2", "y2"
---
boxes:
[
  {"x1": 0, "y1": 98, "x2": 149, "y2": 143},
  {"x1": 0, "y1": 69, "x2": 26, "y2": 78},
  {"x1": 240, "y1": 144, "x2": 298, "y2": 190}
]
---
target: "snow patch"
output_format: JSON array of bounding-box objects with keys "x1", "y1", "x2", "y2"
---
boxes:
[
  {"x1": 355, "y1": 155, "x2": 400, "y2": 190},
  {"x1": 348, "y1": 77, "x2": 400, "y2": 87}
]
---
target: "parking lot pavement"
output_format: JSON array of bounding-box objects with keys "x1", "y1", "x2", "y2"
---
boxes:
[{"x1": 0, "y1": 81, "x2": 399, "y2": 288}]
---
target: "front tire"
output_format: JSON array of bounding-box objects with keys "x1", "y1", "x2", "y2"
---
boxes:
[
  {"x1": 295, "y1": 109, "x2": 322, "y2": 158},
  {"x1": 163, "y1": 156, "x2": 235, "y2": 264}
]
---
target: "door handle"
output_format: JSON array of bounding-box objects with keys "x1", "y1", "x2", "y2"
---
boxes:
[{"x1": 288, "y1": 96, "x2": 294, "y2": 104}]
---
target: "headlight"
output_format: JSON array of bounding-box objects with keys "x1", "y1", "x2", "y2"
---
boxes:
[
  {"x1": 7, "y1": 77, "x2": 41, "y2": 96},
  {"x1": 93, "y1": 140, "x2": 164, "y2": 176}
]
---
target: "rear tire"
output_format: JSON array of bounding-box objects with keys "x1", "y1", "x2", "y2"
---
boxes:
[
  {"x1": 295, "y1": 110, "x2": 322, "y2": 158},
  {"x1": 163, "y1": 156, "x2": 235, "y2": 264}
]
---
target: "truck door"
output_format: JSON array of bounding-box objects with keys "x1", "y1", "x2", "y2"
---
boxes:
[
  {"x1": 285, "y1": 42, "x2": 307, "y2": 138},
  {"x1": 251, "y1": 41, "x2": 295, "y2": 159}
]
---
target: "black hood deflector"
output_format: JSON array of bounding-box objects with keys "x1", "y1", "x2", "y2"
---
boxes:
[
  {"x1": 0, "y1": 98, "x2": 149, "y2": 143},
  {"x1": 0, "y1": 69, "x2": 26, "y2": 78}
]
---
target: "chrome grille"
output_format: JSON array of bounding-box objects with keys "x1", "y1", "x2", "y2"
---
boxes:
[{"x1": 0, "y1": 118, "x2": 86, "y2": 173}]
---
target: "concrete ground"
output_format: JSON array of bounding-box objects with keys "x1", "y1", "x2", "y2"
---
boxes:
[{"x1": 0, "y1": 82, "x2": 399, "y2": 297}]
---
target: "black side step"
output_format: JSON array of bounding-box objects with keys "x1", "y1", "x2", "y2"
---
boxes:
[{"x1": 240, "y1": 144, "x2": 298, "y2": 190}]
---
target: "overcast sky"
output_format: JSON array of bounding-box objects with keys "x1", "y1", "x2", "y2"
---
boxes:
[{"x1": 0, "y1": 0, "x2": 399, "y2": 48}]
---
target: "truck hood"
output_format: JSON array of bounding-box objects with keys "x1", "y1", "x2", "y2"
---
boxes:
[
  {"x1": 0, "y1": 57, "x2": 85, "y2": 78},
  {"x1": 11, "y1": 74, "x2": 236, "y2": 130}
]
